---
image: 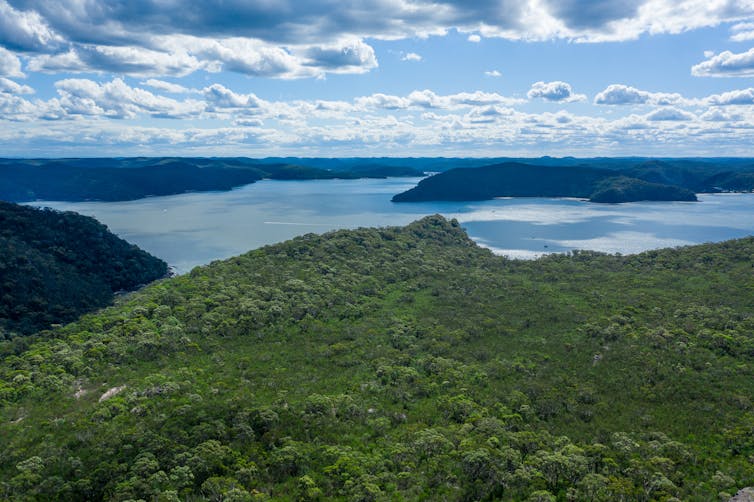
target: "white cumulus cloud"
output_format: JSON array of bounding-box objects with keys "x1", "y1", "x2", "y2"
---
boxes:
[
  {"x1": 54, "y1": 78, "x2": 204, "y2": 119},
  {"x1": 0, "y1": 77, "x2": 33, "y2": 94},
  {"x1": 594, "y1": 84, "x2": 690, "y2": 106},
  {"x1": 527, "y1": 81, "x2": 586, "y2": 102},
  {"x1": 141, "y1": 79, "x2": 192, "y2": 94},
  {"x1": 0, "y1": 0, "x2": 752, "y2": 83},
  {"x1": 646, "y1": 107, "x2": 696, "y2": 121},
  {"x1": 0, "y1": 47, "x2": 24, "y2": 77},
  {"x1": 691, "y1": 48, "x2": 754, "y2": 77},
  {"x1": 730, "y1": 22, "x2": 754, "y2": 42},
  {"x1": 0, "y1": 0, "x2": 61, "y2": 51},
  {"x1": 706, "y1": 87, "x2": 754, "y2": 105}
]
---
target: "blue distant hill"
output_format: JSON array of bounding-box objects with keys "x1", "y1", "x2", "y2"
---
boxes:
[
  {"x1": 392, "y1": 159, "x2": 754, "y2": 203},
  {"x1": 0, "y1": 157, "x2": 424, "y2": 202}
]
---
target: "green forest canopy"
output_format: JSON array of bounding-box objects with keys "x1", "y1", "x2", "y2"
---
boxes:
[
  {"x1": 2, "y1": 216, "x2": 754, "y2": 500},
  {"x1": 0, "y1": 201, "x2": 168, "y2": 336}
]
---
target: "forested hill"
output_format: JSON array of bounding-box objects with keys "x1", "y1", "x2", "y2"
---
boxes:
[
  {"x1": 391, "y1": 161, "x2": 750, "y2": 203},
  {"x1": 3, "y1": 215, "x2": 754, "y2": 500},
  {"x1": 0, "y1": 201, "x2": 168, "y2": 336},
  {"x1": 0, "y1": 158, "x2": 424, "y2": 202}
]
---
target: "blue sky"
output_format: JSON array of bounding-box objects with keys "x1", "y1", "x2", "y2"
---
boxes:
[{"x1": 2, "y1": 0, "x2": 754, "y2": 157}]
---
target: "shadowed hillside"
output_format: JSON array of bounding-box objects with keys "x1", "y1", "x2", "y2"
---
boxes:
[
  {"x1": 0, "y1": 201, "x2": 168, "y2": 336},
  {"x1": 0, "y1": 158, "x2": 424, "y2": 202},
  {"x1": 392, "y1": 163, "x2": 699, "y2": 203}
]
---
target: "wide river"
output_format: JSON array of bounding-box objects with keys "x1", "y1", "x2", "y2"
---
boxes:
[{"x1": 31, "y1": 177, "x2": 754, "y2": 274}]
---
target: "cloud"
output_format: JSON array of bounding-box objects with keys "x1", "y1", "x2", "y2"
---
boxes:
[
  {"x1": 22, "y1": 35, "x2": 380, "y2": 79},
  {"x1": 356, "y1": 90, "x2": 524, "y2": 110},
  {"x1": 303, "y1": 39, "x2": 377, "y2": 73},
  {"x1": 691, "y1": 48, "x2": 754, "y2": 77},
  {"x1": 527, "y1": 81, "x2": 586, "y2": 102},
  {"x1": 355, "y1": 93, "x2": 411, "y2": 110},
  {"x1": 402, "y1": 52, "x2": 422, "y2": 62},
  {"x1": 466, "y1": 105, "x2": 514, "y2": 123},
  {"x1": 484, "y1": 70, "x2": 502, "y2": 77},
  {"x1": 0, "y1": 93, "x2": 39, "y2": 121},
  {"x1": 594, "y1": 84, "x2": 688, "y2": 106},
  {"x1": 233, "y1": 118, "x2": 264, "y2": 127},
  {"x1": 646, "y1": 107, "x2": 696, "y2": 121},
  {"x1": 0, "y1": 77, "x2": 33, "y2": 94},
  {"x1": 594, "y1": 84, "x2": 649, "y2": 105},
  {"x1": 202, "y1": 83, "x2": 264, "y2": 111},
  {"x1": 1, "y1": 0, "x2": 752, "y2": 80},
  {"x1": 449, "y1": 91, "x2": 523, "y2": 106},
  {"x1": 141, "y1": 79, "x2": 191, "y2": 94},
  {"x1": 0, "y1": 0, "x2": 60, "y2": 51},
  {"x1": 468, "y1": 34, "x2": 482, "y2": 42},
  {"x1": 706, "y1": 88, "x2": 754, "y2": 105},
  {"x1": 27, "y1": 45, "x2": 204, "y2": 77},
  {"x1": 0, "y1": 47, "x2": 23, "y2": 77},
  {"x1": 700, "y1": 108, "x2": 744, "y2": 121},
  {"x1": 54, "y1": 78, "x2": 204, "y2": 119},
  {"x1": 185, "y1": 37, "x2": 304, "y2": 77},
  {"x1": 543, "y1": 0, "x2": 642, "y2": 29},
  {"x1": 730, "y1": 22, "x2": 754, "y2": 42},
  {"x1": 5, "y1": 78, "x2": 754, "y2": 156}
]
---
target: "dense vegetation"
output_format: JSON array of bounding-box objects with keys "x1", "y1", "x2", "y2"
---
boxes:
[
  {"x1": 391, "y1": 163, "x2": 697, "y2": 203},
  {"x1": 0, "y1": 158, "x2": 424, "y2": 202},
  {"x1": 589, "y1": 177, "x2": 696, "y2": 203},
  {"x1": 2, "y1": 215, "x2": 754, "y2": 500},
  {"x1": 0, "y1": 201, "x2": 168, "y2": 336},
  {"x1": 392, "y1": 160, "x2": 754, "y2": 203}
]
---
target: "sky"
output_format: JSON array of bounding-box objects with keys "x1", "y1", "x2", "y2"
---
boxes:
[{"x1": 2, "y1": 1, "x2": 754, "y2": 157}]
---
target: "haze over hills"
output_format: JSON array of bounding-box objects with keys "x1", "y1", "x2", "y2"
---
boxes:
[{"x1": 2, "y1": 216, "x2": 754, "y2": 499}]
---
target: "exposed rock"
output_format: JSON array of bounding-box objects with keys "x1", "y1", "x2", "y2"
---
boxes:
[
  {"x1": 99, "y1": 385, "x2": 126, "y2": 402},
  {"x1": 730, "y1": 487, "x2": 754, "y2": 501}
]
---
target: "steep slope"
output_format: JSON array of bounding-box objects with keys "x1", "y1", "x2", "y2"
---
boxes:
[
  {"x1": 2, "y1": 216, "x2": 754, "y2": 500},
  {"x1": 0, "y1": 201, "x2": 168, "y2": 336}
]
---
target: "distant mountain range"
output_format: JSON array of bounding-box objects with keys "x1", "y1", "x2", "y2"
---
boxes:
[
  {"x1": 392, "y1": 159, "x2": 754, "y2": 203},
  {"x1": 2, "y1": 156, "x2": 754, "y2": 204},
  {"x1": 0, "y1": 158, "x2": 424, "y2": 202}
]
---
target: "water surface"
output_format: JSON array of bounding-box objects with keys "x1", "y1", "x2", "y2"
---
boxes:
[{"x1": 31, "y1": 178, "x2": 754, "y2": 273}]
